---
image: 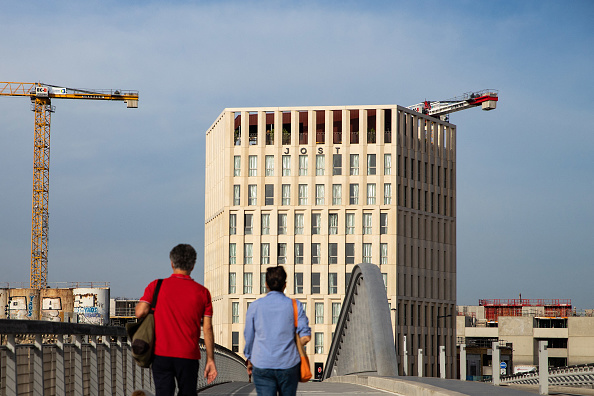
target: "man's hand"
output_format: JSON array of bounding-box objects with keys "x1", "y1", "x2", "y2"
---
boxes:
[
  {"x1": 204, "y1": 359, "x2": 218, "y2": 384},
  {"x1": 246, "y1": 359, "x2": 253, "y2": 376},
  {"x1": 203, "y1": 316, "x2": 218, "y2": 384}
]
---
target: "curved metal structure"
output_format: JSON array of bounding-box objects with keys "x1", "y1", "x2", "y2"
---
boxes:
[{"x1": 324, "y1": 263, "x2": 398, "y2": 379}]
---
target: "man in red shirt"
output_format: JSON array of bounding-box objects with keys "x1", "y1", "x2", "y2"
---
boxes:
[{"x1": 136, "y1": 244, "x2": 217, "y2": 395}]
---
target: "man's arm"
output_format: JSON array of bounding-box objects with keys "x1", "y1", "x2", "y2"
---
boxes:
[
  {"x1": 135, "y1": 301, "x2": 150, "y2": 319},
  {"x1": 203, "y1": 316, "x2": 218, "y2": 384}
]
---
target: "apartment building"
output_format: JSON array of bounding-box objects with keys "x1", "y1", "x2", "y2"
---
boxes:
[{"x1": 204, "y1": 105, "x2": 457, "y2": 377}]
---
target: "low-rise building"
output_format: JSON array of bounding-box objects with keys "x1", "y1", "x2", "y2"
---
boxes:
[{"x1": 457, "y1": 299, "x2": 594, "y2": 379}]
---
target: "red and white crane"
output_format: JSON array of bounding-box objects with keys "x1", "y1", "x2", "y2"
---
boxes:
[{"x1": 408, "y1": 89, "x2": 498, "y2": 121}]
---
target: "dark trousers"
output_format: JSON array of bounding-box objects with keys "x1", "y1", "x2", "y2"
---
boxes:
[
  {"x1": 152, "y1": 355, "x2": 199, "y2": 396},
  {"x1": 252, "y1": 363, "x2": 300, "y2": 396}
]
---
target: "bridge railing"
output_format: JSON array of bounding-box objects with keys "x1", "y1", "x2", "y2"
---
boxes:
[
  {"x1": 500, "y1": 364, "x2": 594, "y2": 387},
  {"x1": 0, "y1": 319, "x2": 248, "y2": 395}
]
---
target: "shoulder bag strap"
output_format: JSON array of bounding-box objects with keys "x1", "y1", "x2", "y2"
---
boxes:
[
  {"x1": 151, "y1": 279, "x2": 163, "y2": 311},
  {"x1": 293, "y1": 299, "x2": 305, "y2": 357}
]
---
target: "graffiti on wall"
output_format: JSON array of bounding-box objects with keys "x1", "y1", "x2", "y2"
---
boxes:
[
  {"x1": 8, "y1": 296, "x2": 30, "y2": 320},
  {"x1": 41, "y1": 297, "x2": 63, "y2": 321}
]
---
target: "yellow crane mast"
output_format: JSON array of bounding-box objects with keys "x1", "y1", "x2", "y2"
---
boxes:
[{"x1": 0, "y1": 82, "x2": 139, "y2": 289}]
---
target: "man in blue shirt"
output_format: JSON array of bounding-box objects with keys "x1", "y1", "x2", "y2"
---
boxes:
[{"x1": 244, "y1": 266, "x2": 311, "y2": 396}]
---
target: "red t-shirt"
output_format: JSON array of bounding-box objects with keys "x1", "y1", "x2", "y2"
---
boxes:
[{"x1": 140, "y1": 274, "x2": 213, "y2": 360}]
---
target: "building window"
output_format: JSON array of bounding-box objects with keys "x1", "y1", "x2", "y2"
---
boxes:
[
  {"x1": 234, "y1": 156, "x2": 241, "y2": 176},
  {"x1": 350, "y1": 154, "x2": 359, "y2": 175},
  {"x1": 232, "y1": 331, "x2": 239, "y2": 353},
  {"x1": 282, "y1": 184, "x2": 290, "y2": 205},
  {"x1": 384, "y1": 183, "x2": 392, "y2": 205},
  {"x1": 329, "y1": 273, "x2": 338, "y2": 294},
  {"x1": 311, "y1": 273, "x2": 320, "y2": 294},
  {"x1": 278, "y1": 213, "x2": 287, "y2": 235},
  {"x1": 363, "y1": 243, "x2": 372, "y2": 264},
  {"x1": 282, "y1": 155, "x2": 291, "y2": 176},
  {"x1": 295, "y1": 243, "x2": 304, "y2": 264},
  {"x1": 329, "y1": 243, "x2": 338, "y2": 264},
  {"x1": 278, "y1": 243, "x2": 287, "y2": 264},
  {"x1": 248, "y1": 155, "x2": 257, "y2": 176},
  {"x1": 244, "y1": 214, "x2": 253, "y2": 235},
  {"x1": 384, "y1": 154, "x2": 392, "y2": 175},
  {"x1": 233, "y1": 185, "x2": 240, "y2": 205},
  {"x1": 346, "y1": 213, "x2": 355, "y2": 234},
  {"x1": 349, "y1": 183, "x2": 359, "y2": 205},
  {"x1": 382, "y1": 273, "x2": 388, "y2": 293},
  {"x1": 315, "y1": 302, "x2": 324, "y2": 323},
  {"x1": 243, "y1": 272, "x2": 253, "y2": 294},
  {"x1": 229, "y1": 213, "x2": 236, "y2": 235},
  {"x1": 345, "y1": 243, "x2": 355, "y2": 264},
  {"x1": 265, "y1": 155, "x2": 274, "y2": 176},
  {"x1": 332, "y1": 154, "x2": 342, "y2": 175},
  {"x1": 380, "y1": 243, "x2": 388, "y2": 265},
  {"x1": 367, "y1": 183, "x2": 376, "y2": 205},
  {"x1": 265, "y1": 184, "x2": 274, "y2": 206},
  {"x1": 367, "y1": 154, "x2": 376, "y2": 175},
  {"x1": 332, "y1": 184, "x2": 342, "y2": 205},
  {"x1": 248, "y1": 185, "x2": 257, "y2": 206},
  {"x1": 315, "y1": 184, "x2": 325, "y2": 205},
  {"x1": 345, "y1": 273, "x2": 351, "y2": 291},
  {"x1": 261, "y1": 273, "x2": 267, "y2": 294},
  {"x1": 261, "y1": 213, "x2": 270, "y2": 235},
  {"x1": 232, "y1": 302, "x2": 239, "y2": 323},
  {"x1": 332, "y1": 302, "x2": 341, "y2": 324},
  {"x1": 363, "y1": 212, "x2": 372, "y2": 234},
  {"x1": 261, "y1": 243, "x2": 270, "y2": 265},
  {"x1": 380, "y1": 213, "x2": 388, "y2": 234},
  {"x1": 316, "y1": 154, "x2": 325, "y2": 175},
  {"x1": 294, "y1": 272, "x2": 303, "y2": 294},
  {"x1": 315, "y1": 332, "x2": 324, "y2": 354},
  {"x1": 229, "y1": 272, "x2": 236, "y2": 294},
  {"x1": 312, "y1": 243, "x2": 321, "y2": 264},
  {"x1": 229, "y1": 243, "x2": 236, "y2": 265},
  {"x1": 328, "y1": 213, "x2": 338, "y2": 235},
  {"x1": 299, "y1": 155, "x2": 308, "y2": 176},
  {"x1": 311, "y1": 213, "x2": 321, "y2": 235},
  {"x1": 244, "y1": 243, "x2": 253, "y2": 265},
  {"x1": 298, "y1": 184, "x2": 308, "y2": 205},
  {"x1": 294, "y1": 213, "x2": 304, "y2": 234}
]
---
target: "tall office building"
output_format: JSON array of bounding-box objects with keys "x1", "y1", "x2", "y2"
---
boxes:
[{"x1": 204, "y1": 105, "x2": 457, "y2": 378}]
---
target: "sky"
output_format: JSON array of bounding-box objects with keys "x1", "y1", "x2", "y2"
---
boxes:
[{"x1": 1, "y1": 1, "x2": 593, "y2": 309}]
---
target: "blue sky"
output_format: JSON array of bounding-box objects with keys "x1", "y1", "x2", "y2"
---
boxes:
[{"x1": 1, "y1": 1, "x2": 593, "y2": 308}]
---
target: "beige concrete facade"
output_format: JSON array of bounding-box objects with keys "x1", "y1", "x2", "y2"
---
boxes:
[
  {"x1": 205, "y1": 105, "x2": 457, "y2": 377},
  {"x1": 457, "y1": 306, "x2": 594, "y2": 370}
]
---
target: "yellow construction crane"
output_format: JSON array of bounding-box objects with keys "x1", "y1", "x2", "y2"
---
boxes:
[{"x1": 0, "y1": 82, "x2": 138, "y2": 289}]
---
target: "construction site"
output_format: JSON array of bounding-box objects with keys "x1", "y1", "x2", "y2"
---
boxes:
[
  {"x1": 457, "y1": 297, "x2": 594, "y2": 380},
  {"x1": 0, "y1": 82, "x2": 138, "y2": 327}
]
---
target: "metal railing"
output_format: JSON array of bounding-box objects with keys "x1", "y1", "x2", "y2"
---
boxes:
[
  {"x1": 0, "y1": 319, "x2": 248, "y2": 395},
  {"x1": 500, "y1": 364, "x2": 594, "y2": 387}
]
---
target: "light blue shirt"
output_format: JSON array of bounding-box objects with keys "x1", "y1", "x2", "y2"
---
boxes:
[{"x1": 244, "y1": 291, "x2": 311, "y2": 369}]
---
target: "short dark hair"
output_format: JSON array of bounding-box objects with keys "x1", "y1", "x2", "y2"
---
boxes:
[
  {"x1": 170, "y1": 244, "x2": 197, "y2": 272},
  {"x1": 266, "y1": 266, "x2": 286, "y2": 292}
]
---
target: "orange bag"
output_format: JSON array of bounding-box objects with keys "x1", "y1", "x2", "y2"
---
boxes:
[{"x1": 292, "y1": 299, "x2": 313, "y2": 382}]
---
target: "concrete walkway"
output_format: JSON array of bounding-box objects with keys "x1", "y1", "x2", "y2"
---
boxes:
[
  {"x1": 199, "y1": 378, "x2": 594, "y2": 396},
  {"x1": 198, "y1": 381, "x2": 398, "y2": 395}
]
